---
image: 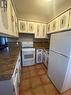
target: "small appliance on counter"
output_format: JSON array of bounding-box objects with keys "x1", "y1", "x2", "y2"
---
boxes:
[
  {"x1": 0, "y1": 36, "x2": 8, "y2": 50},
  {"x1": 36, "y1": 49, "x2": 43, "y2": 64}
]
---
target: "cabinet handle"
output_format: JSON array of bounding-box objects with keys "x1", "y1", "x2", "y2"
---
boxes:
[
  {"x1": 18, "y1": 59, "x2": 20, "y2": 63},
  {"x1": 13, "y1": 85, "x2": 15, "y2": 92},
  {"x1": 37, "y1": 29, "x2": 39, "y2": 36},
  {"x1": 48, "y1": 25, "x2": 50, "y2": 31},
  {"x1": 11, "y1": 16, "x2": 14, "y2": 22},
  {"x1": 43, "y1": 26, "x2": 45, "y2": 36},
  {"x1": 62, "y1": 19, "x2": 64, "y2": 25},
  {"x1": 15, "y1": 68, "x2": 18, "y2": 75},
  {"x1": 17, "y1": 82, "x2": 20, "y2": 87},
  {"x1": 22, "y1": 25, "x2": 23, "y2": 28}
]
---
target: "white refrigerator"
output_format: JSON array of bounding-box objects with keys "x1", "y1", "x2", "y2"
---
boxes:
[{"x1": 48, "y1": 31, "x2": 71, "y2": 93}]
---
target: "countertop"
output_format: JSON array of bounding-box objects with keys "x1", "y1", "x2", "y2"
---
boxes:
[{"x1": 0, "y1": 44, "x2": 21, "y2": 81}]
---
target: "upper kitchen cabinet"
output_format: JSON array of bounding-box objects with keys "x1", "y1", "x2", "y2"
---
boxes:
[
  {"x1": 69, "y1": 9, "x2": 71, "y2": 29},
  {"x1": 47, "y1": 18, "x2": 59, "y2": 34},
  {"x1": 41, "y1": 24, "x2": 47, "y2": 38},
  {"x1": 48, "y1": 18, "x2": 59, "y2": 33},
  {"x1": 35, "y1": 23, "x2": 41, "y2": 38},
  {"x1": 11, "y1": 3, "x2": 18, "y2": 37},
  {"x1": 19, "y1": 20, "x2": 28, "y2": 33},
  {"x1": 7, "y1": 0, "x2": 14, "y2": 36},
  {"x1": 7, "y1": 0, "x2": 18, "y2": 37},
  {"x1": 59, "y1": 10, "x2": 70, "y2": 31},
  {"x1": 47, "y1": 22, "x2": 51, "y2": 34},
  {"x1": 0, "y1": 0, "x2": 18, "y2": 37},
  {"x1": 0, "y1": 0, "x2": 8, "y2": 35},
  {"x1": 15, "y1": 15, "x2": 19, "y2": 37},
  {"x1": 19, "y1": 20, "x2": 47, "y2": 38},
  {"x1": 28, "y1": 22, "x2": 35, "y2": 34},
  {"x1": 47, "y1": 10, "x2": 70, "y2": 34}
]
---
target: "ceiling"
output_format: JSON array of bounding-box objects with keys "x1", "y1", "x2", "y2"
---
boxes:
[{"x1": 13, "y1": 0, "x2": 71, "y2": 23}]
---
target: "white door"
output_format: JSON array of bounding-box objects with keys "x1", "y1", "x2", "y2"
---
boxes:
[
  {"x1": 50, "y1": 32, "x2": 71, "y2": 57},
  {"x1": 48, "y1": 50, "x2": 68, "y2": 92}
]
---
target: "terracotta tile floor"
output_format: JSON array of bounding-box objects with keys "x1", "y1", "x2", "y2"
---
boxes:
[{"x1": 19, "y1": 64, "x2": 71, "y2": 95}]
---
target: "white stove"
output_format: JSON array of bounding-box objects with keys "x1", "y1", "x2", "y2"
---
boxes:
[{"x1": 22, "y1": 48, "x2": 35, "y2": 66}]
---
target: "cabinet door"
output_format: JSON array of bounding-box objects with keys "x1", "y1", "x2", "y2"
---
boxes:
[
  {"x1": 7, "y1": 0, "x2": 18, "y2": 37},
  {"x1": 41, "y1": 24, "x2": 46, "y2": 38},
  {"x1": 28, "y1": 22, "x2": 35, "y2": 34},
  {"x1": 12, "y1": 6, "x2": 18, "y2": 37},
  {"x1": 51, "y1": 18, "x2": 59, "y2": 32},
  {"x1": 13, "y1": 73, "x2": 19, "y2": 95},
  {"x1": 11, "y1": 3, "x2": 15, "y2": 36},
  {"x1": 35, "y1": 23, "x2": 41, "y2": 38},
  {"x1": 12, "y1": 53, "x2": 21, "y2": 85},
  {"x1": 47, "y1": 23, "x2": 51, "y2": 34},
  {"x1": 7, "y1": 0, "x2": 13, "y2": 35},
  {"x1": 69, "y1": 9, "x2": 71, "y2": 29},
  {"x1": 0, "y1": 7, "x2": 8, "y2": 34},
  {"x1": 59, "y1": 11, "x2": 69, "y2": 31},
  {"x1": 14, "y1": 15, "x2": 19, "y2": 37},
  {"x1": 19, "y1": 20, "x2": 28, "y2": 33},
  {"x1": 16, "y1": 54, "x2": 21, "y2": 84}
]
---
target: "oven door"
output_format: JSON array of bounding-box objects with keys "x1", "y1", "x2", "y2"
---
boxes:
[{"x1": 22, "y1": 48, "x2": 35, "y2": 66}]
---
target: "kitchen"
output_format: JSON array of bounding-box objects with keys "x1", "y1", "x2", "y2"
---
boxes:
[{"x1": 0, "y1": 0, "x2": 71, "y2": 95}]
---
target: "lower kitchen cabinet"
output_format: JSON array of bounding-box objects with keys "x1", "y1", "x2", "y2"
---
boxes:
[
  {"x1": 36, "y1": 49, "x2": 43, "y2": 63},
  {"x1": 0, "y1": 75, "x2": 18, "y2": 95},
  {"x1": 12, "y1": 53, "x2": 21, "y2": 95},
  {"x1": 0, "y1": 53, "x2": 21, "y2": 95},
  {"x1": 0, "y1": 80, "x2": 15, "y2": 95}
]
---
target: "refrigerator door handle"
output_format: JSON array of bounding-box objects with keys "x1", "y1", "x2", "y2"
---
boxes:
[{"x1": 50, "y1": 50, "x2": 69, "y2": 58}]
